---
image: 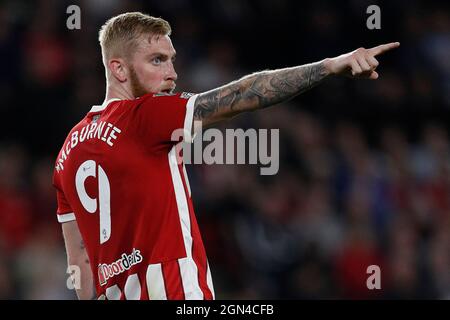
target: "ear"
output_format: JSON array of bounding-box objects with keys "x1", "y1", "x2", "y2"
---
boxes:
[{"x1": 108, "y1": 58, "x2": 128, "y2": 82}]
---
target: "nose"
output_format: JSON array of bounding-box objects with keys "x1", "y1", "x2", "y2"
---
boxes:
[{"x1": 165, "y1": 61, "x2": 177, "y2": 82}]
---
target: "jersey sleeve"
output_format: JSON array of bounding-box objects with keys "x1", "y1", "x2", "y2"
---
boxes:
[
  {"x1": 52, "y1": 168, "x2": 76, "y2": 223},
  {"x1": 135, "y1": 92, "x2": 198, "y2": 149}
]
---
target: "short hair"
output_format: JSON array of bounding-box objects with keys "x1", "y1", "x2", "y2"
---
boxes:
[{"x1": 98, "y1": 12, "x2": 171, "y2": 64}]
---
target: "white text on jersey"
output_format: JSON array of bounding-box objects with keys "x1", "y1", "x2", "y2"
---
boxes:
[{"x1": 56, "y1": 121, "x2": 122, "y2": 172}]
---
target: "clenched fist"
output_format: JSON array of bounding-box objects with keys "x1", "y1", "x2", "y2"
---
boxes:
[{"x1": 323, "y1": 42, "x2": 400, "y2": 79}]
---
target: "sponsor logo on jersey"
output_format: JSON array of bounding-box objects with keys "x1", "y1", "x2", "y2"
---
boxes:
[{"x1": 97, "y1": 248, "x2": 143, "y2": 286}]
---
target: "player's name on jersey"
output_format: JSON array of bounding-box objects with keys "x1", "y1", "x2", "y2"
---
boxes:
[{"x1": 56, "y1": 121, "x2": 122, "y2": 172}]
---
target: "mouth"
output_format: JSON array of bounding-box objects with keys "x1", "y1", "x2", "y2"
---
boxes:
[{"x1": 160, "y1": 86, "x2": 175, "y2": 94}]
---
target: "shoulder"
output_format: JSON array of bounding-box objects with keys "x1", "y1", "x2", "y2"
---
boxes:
[
  {"x1": 133, "y1": 92, "x2": 196, "y2": 112},
  {"x1": 140, "y1": 92, "x2": 195, "y2": 103}
]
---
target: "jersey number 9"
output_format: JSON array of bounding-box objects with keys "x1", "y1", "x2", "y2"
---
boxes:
[{"x1": 75, "y1": 160, "x2": 111, "y2": 244}]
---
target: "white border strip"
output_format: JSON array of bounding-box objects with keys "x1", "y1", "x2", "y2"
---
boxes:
[
  {"x1": 57, "y1": 212, "x2": 76, "y2": 223},
  {"x1": 124, "y1": 273, "x2": 141, "y2": 300},
  {"x1": 206, "y1": 261, "x2": 215, "y2": 299},
  {"x1": 90, "y1": 98, "x2": 122, "y2": 113},
  {"x1": 105, "y1": 285, "x2": 121, "y2": 300},
  {"x1": 146, "y1": 263, "x2": 167, "y2": 300},
  {"x1": 183, "y1": 94, "x2": 198, "y2": 143},
  {"x1": 182, "y1": 164, "x2": 192, "y2": 198},
  {"x1": 168, "y1": 147, "x2": 203, "y2": 299}
]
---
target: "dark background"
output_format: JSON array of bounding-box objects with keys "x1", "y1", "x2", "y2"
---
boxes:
[{"x1": 0, "y1": 0, "x2": 449, "y2": 299}]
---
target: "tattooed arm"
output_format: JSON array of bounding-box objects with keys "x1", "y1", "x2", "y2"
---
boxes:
[
  {"x1": 62, "y1": 220, "x2": 96, "y2": 300},
  {"x1": 193, "y1": 61, "x2": 329, "y2": 126},
  {"x1": 193, "y1": 42, "x2": 400, "y2": 127}
]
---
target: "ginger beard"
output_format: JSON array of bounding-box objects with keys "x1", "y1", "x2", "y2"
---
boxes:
[{"x1": 129, "y1": 66, "x2": 149, "y2": 98}]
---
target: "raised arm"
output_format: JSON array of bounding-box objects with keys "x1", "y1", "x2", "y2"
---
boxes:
[{"x1": 193, "y1": 42, "x2": 400, "y2": 127}]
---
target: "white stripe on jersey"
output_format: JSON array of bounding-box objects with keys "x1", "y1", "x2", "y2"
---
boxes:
[
  {"x1": 182, "y1": 164, "x2": 192, "y2": 198},
  {"x1": 183, "y1": 94, "x2": 198, "y2": 143},
  {"x1": 90, "y1": 98, "x2": 121, "y2": 113},
  {"x1": 206, "y1": 261, "x2": 215, "y2": 299},
  {"x1": 168, "y1": 147, "x2": 204, "y2": 300},
  {"x1": 124, "y1": 274, "x2": 141, "y2": 300},
  {"x1": 105, "y1": 285, "x2": 121, "y2": 300},
  {"x1": 178, "y1": 258, "x2": 203, "y2": 299},
  {"x1": 146, "y1": 263, "x2": 167, "y2": 300}
]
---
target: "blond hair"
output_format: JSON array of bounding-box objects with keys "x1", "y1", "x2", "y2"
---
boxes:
[{"x1": 98, "y1": 12, "x2": 171, "y2": 64}]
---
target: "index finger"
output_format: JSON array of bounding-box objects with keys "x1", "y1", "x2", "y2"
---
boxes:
[{"x1": 368, "y1": 42, "x2": 400, "y2": 56}]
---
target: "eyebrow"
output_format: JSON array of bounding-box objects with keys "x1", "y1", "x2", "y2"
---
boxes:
[{"x1": 148, "y1": 52, "x2": 177, "y2": 60}]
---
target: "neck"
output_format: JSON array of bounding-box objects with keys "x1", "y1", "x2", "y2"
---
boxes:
[{"x1": 104, "y1": 83, "x2": 135, "y2": 103}]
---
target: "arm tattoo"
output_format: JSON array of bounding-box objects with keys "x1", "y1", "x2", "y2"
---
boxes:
[{"x1": 193, "y1": 61, "x2": 329, "y2": 124}]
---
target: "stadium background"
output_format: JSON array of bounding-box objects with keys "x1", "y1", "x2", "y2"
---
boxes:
[{"x1": 0, "y1": 0, "x2": 449, "y2": 299}]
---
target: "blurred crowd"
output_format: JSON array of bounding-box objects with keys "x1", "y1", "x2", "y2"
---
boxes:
[{"x1": 0, "y1": 0, "x2": 449, "y2": 299}]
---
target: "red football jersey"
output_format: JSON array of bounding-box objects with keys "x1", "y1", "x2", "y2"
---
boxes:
[{"x1": 52, "y1": 93, "x2": 215, "y2": 300}]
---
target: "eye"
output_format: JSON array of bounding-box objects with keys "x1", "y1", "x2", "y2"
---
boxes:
[{"x1": 152, "y1": 57, "x2": 162, "y2": 65}]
